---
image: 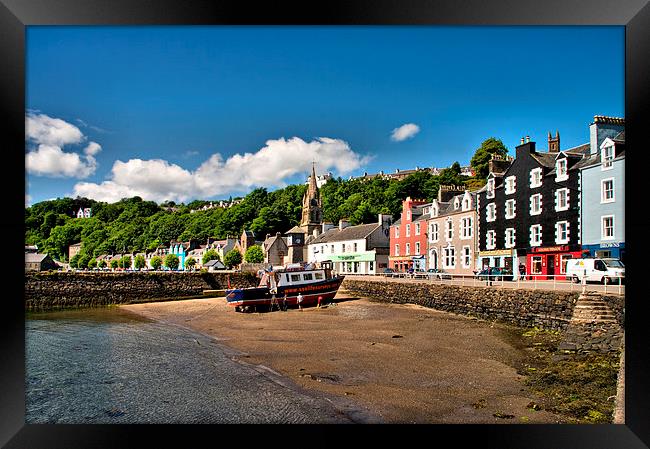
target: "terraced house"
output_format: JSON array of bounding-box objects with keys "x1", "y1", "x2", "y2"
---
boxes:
[
  {"x1": 389, "y1": 197, "x2": 431, "y2": 272},
  {"x1": 427, "y1": 187, "x2": 479, "y2": 275},
  {"x1": 478, "y1": 131, "x2": 586, "y2": 280}
]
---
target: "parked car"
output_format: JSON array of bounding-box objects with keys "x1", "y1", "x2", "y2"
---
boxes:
[
  {"x1": 413, "y1": 269, "x2": 428, "y2": 279},
  {"x1": 565, "y1": 258, "x2": 625, "y2": 284},
  {"x1": 475, "y1": 267, "x2": 513, "y2": 281},
  {"x1": 427, "y1": 268, "x2": 451, "y2": 280},
  {"x1": 383, "y1": 268, "x2": 395, "y2": 277}
]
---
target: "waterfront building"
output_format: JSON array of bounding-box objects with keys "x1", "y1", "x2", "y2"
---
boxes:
[
  {"x1": 575, "y1": 116, "x2": 625, "y2": 262},
  {"x1": 168, "y1": 239, "x2": 201, "y2": 270},
  {"x1": 68, "y1": 242, "x2": 82, "y2": 262},
  {"x1": 477, "y1": 133, "x2": 586, "y2": 280},
  {"x1": 25, "y1": 252, "x2": 57, "y2": 272},
  {"x1": 389, "y1": 196, "x2": 433, "y2": 272},
  {"x1": 263, "y1": 232, "x2": 289, "y2": 266},
  {"x1": 427, "y1": 188, "x2": 479, "y2": 275},
  {"x1": 307, "y1": 214, "x2": 391, "y2": 274}
]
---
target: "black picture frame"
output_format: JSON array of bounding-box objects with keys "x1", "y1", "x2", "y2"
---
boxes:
[{"x1": 3, "y1": 0, "x2": 649, "y2": 447}]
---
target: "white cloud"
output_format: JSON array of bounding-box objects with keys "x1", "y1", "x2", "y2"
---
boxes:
[
  {"x1": 391, "y1": 123, "x2": 420, "y2": 142},
  {"x1": 73, "y1": 137, "x2": 372, "y2": 203},
  {"x1": 25, "y1": 113, "x2": 101, "y2": 178}
]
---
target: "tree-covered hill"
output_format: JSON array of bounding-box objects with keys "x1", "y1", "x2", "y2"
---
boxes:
[{"x1": 26, "y1": 138, "x2": 506, "y2": 262}]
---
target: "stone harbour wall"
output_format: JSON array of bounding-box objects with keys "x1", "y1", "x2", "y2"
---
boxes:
[
  {"x1": 342, "y1": 278, "x2": 580, "y2": 331},
  {"x1": 25, "y1": 271, "x2": 259, "y2": 310}
]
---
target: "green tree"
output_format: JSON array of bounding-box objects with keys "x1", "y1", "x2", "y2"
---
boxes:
[
  {"x1": 202, "y1": 249, "x2": 220, "y2": 265},
  {"x1": 185, "y1": 256, "x2": 197, "y2": 270},
  {"x1": 224, "y1": 249, "x2": 242, "y2": 269},
  {"x1": 69, "y1": 253, "x2": 80, "y2": 269},
  {"x1": 110, "y1": 258, "x2": 119, "y2": 269},
  {"x1": 470, "y1": 137, "x2": 509, "y2": 179},
  {"x1": 164, "y1": 253, "x2": 179, "y2": 270},
  {"x1": 78, "y1": 253, "x2": 91, "y2": 270},
  {"x1": 121, "y1": 255, "x2": 132, "y2": 269},
  {"x1": 87, "y1": 258, "x2": 97, "y2": 269},
  {"x1": 134, "y1": 254, "x2": 146, "y2": 270},
  {"x1": 150, "y1": 255, "x2": 163, "y2": 270},
  {"x1": 244, "y1": 245, "x2": 264, "y2": 263},
  {"x1": 98, "y1": 259, "x2": 107, "y2": 269}
]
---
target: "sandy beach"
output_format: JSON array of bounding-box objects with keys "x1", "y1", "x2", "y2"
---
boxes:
[{"x1": 122, "y1": 290, "x2": 565, "y2": 424}]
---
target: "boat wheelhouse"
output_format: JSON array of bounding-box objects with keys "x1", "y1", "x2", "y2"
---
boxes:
[{"x1": 225, "y1": 263, "x2": 345, "y2": 312}]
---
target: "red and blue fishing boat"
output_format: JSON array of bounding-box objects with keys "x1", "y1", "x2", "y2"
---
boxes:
[{"x1": 225, "y1": 263, "x2": 345, "y2": 312}]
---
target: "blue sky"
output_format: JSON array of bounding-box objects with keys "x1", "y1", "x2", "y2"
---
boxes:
[{"x1": 25, "y1": 26, "x2": 624, "y2": 205}]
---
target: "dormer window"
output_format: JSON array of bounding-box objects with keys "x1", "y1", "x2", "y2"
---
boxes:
[
  {"x1": 454, "y1": 198, "x2": 460, "y2": 210},
  {"x1": 555, "y1": 158, "x2": 568, "y2": 181},
  {"x1": 462, "y1": 197, "x2": 471, "y2": 211},
  {"x1": 602, "y1": 144, "x2": 614, "y2": 169},
  {"x1": 530, "y1": 168, "x2": 542, "y2": 188},
  {"x1": 486, "y1": 178, "x2": 495, "y2": 199},
  {"x1": 504, "y1": 176, "x2": 516, "y2": 195},
  {"x1": 431, "y1": 206, "x2": 438, "y2": 217}
]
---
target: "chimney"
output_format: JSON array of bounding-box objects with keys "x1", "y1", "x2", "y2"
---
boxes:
[
  {"x1": 339, "y1": 219, "x2": 350, "y2": 231},
  {"x1": 525, "y1": 135, "x2": 530, "y2": 143},
  {"x1": 590, "y1": 115, "x2": 625, "y2": 155},
  {"x1": 312, "y1": 228, "x2": 319, "y2": 238},
  {"x1": 276, "y1": 232, "x2": 282, "y2": 237},
  {"x1": 266, "y1": 233, "x2": 271, "y2": 240},
  {"x1": 548, "y1": 130, "x2": 560, "y2": 153},
  {"x1": 515, "y1": 138, "x2": 536, "y2": 160},
  {"x1": 378, "y1": 213, "x2": 392, "y2": 230}
]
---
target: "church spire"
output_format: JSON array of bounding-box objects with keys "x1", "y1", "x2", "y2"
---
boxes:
[{"x1": 301, "y1": 162, "x2": 322, "y2": 227}]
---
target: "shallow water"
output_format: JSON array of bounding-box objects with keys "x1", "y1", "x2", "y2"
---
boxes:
[{"x1": 26, "y1": 306, "x2": 356, "y2": 423}]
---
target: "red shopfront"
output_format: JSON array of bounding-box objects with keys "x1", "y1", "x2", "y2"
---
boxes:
[{"x1": 526, "y1": 245, "x2": 582, "y2": 280}]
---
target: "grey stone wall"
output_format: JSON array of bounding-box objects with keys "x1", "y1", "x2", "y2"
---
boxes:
[
  {"x1": 342, "y1": 279, "x2": 579, "y2": 330},
  {"x1": 25, "y1": 271, "x2": 258, "y2": 310}
]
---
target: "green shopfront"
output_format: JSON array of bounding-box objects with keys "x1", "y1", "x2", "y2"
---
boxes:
[{"x1": 330, "y1": 251, "x2": 382, "y2": 275}]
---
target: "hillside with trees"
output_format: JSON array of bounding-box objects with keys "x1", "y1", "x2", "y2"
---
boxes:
[{"x1": 26, "y1": 140, "x2": 505, "y2": 262}]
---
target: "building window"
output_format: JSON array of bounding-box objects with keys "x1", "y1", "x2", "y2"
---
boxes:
[
  {"x1": 353, "y1": 243, "x2": 358, "y2": 252},
  {"x1": 415, "y1": 223, "x2": 420, "y2": 235},
  {"x1": 395, "y1": 244, "x2": 399, "y2": 256},
  {"x1": 454, "y1": 198, "x2": 460, "y2": 210},
  {"x1": 462, "y1": 246, "x2": 471, "y2": 268},
  {"x1": 530, "y1": 194, "x2": 542, "y2": 215},
  {"x1": 530, "y1": 168, "x2": 542, "y2": 188},
  {"x1": 505, "y1": 199, "x2": 516, "y2": 219},
  {"x1": 601, "y1": 178, "x2": 615, "y2": 203},
  {"x1": 555, "y1": 188, "x2": 570, "y2": 212},
  {"x1": 406, "y1": 224, "x2": 410, "y2": 237},
  {"x1": 431, "y1": 206, "x2": 438, "y2": 217},
  {"x1": 331, "y1": 245, "x2": 334, "y2": 253},
  {"x1": 560, "y1": 255, "x2": 573, "y2": 274},
  {"x1": 341, "y1": 244, "x2": 346, "y2": 253},
  {"x1": 505, "y1": 176, "x2": 516, "y2": 195},
  {"x1": 430, "y1": 223, "x2": 439, "y2": 242},
  {"x1": 415, "y1": 242, "x2": 420, "y2": 255},
  {"x1": 395, "y1": 227, "x2": 400, "y2": 238},
  {"x1": 461, "y1": 217, "x2": 473, "y2": 239},
  {"x1": 369, "y1": 261, "x2": 374, "y2": 272},
  {"x1": 486, "y1": 178, "x2": 495, "y2": 199},
  {"x1": 405, "y1": 243, "x2": 410, "y2": 255},
  {"x1": 444, "y1": 246, "x2": 456, "y2": 269},
  {"x1": 486, "y1": 203, "x2": 496, "y2": 222},
  {"x1": 555, "y1": 221, "x2": 570, "y2": 244},
  {"x1": 446, "y1": 219, "x2": 453, "y2": 240},
  {"x1": 486, "y1": 230, "x2": 496, "y2": 250},
  {"x1": 602, "y1": 144, "x2": 614, "y2": 169},
  {"x1": 531, "y1": 256, "x2": 543, "y2": 274},
  {"x1": 505, "y1": 228, "x2": 516, "y2": 249},
  {"x1": 407, "y1": 211, "x2": 411, "y2": 221},
  {"x1": 555, "y1": 158, "x2": 568, "y2": 181},
  {"x1": 602, "y1": 215, "x2": 615, "y2": 240},
  {"x1": 462, "y1": 197, "x2": 471, "y2": 211},
  {"x1": 530, "y1": 224, "x2": 542, "y2": 247}
]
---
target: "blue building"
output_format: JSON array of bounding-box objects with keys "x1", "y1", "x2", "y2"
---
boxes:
[
  {"x1": 576, "y1": 116, "x2": 625, "y2": 262},
  {"x1": 168, "y1": 239, "x2": 201, "y2": 270}
]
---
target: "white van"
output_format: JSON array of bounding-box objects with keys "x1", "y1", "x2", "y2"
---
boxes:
[{"x1": 565, "y1": 258, "x2": 625, "y2": 284}]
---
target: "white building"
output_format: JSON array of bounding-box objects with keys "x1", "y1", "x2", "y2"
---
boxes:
[{"x1": 307, "y1": 214, "x2": 391, "y2": 275}]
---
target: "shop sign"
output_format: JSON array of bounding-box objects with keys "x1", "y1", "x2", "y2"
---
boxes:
[
  {"x1": 600, "y1": 242, "x2": 620, "y2": 248},
  {"x1": 531, "y1": 245, "x2": 568, "y2": 253},
  {"x1": 331, "y1": 251, "x2": 376, "y2": 262},
  {"x1": 479, "y1": 249, "x2": 512, "y2": 257}
]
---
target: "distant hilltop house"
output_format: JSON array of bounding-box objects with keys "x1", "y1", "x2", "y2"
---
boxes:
[
  {"x1": 305, "y1": 172, "x2": 333, "y2": 188},
  {"x1": 189, "y1": 198, "x2": 244, "y2": 213},
  {"x1": 75, "y1": 207, "x2": 92, "y2": 218},
  {"x1": 349, "y1": 165, "x2": 474, "y2": 182}
]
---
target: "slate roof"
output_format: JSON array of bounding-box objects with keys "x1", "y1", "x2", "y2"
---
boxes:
[
  {"x1": 309, "y1": 223, "x2": 381, "y2": 244},
  {"x1": 286, "y1": 225, "x2": 305, "y2": 234},
  {"x1": 204, "y1": 259, "x2": 225, "y2": 269},
  {"x1": 25, "y1": 253, "x2": 49, "y2": 263},
  {"x1": 263, "y1": 235, "x2": 288, "y2": 251}
]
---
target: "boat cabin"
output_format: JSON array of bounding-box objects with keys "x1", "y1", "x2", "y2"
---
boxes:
[{"x1": 258, "y1": 268, "x2": 333, "y2": 289}]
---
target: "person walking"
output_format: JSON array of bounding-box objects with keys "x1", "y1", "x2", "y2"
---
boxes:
[
  {"x1": 317, "y1": 295, "x2": 323, "y2": 308},
  {"x1": 297, "y1": 292, "x2": 304, "y2": 311},
  {"x1": 282, "y1": 293, "x2": 288, "y2": 311}
]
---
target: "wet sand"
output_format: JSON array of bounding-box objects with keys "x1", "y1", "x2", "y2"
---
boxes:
[{"x1": 122, "y1": 290, "x2": 566, "y2": 424}]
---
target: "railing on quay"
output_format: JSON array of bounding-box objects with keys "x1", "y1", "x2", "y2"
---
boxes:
[{"x1": 339, "y1": 271, "x2": 625, "y2": 295}]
